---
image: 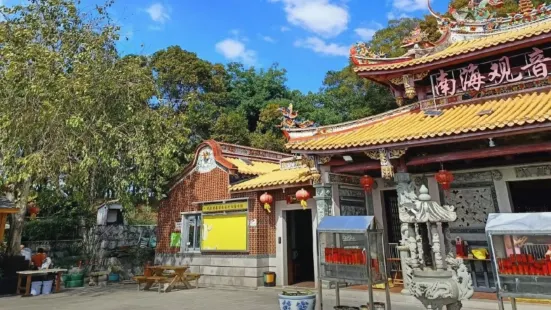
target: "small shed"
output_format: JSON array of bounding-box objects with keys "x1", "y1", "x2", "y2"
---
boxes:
[
  {"x1": 0, "y1": 196, "x2": 18, "y2": 241},
  {"x1": 96, "y1": 200, "x2": 125, "y2": 226}
]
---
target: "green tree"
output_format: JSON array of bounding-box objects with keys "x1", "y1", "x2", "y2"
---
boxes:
[
  {"x1": 226, "y1": 63, "x2": 289, "y2": 132},
  {"x1": 0, "y1": 0, "x2": 188, "y2": 254},
  {"x1": 151, "y1": 46, "x2": 228, "y2": 105},
  {"x1": 319, "y1": 64, "x2": 397, "y2": 121},
  {"x1": 211, "y1": 111, "x2": 251, "y2": 145},
  {"x1": 250, "y1": 102, "x2": 288, "y2": 152},
  {"x1": 419, "y1": 15, "x2": 441, "y2": 43},
  {"x1": 370, "y1": 18, "x2": 420, "y2": 57}
]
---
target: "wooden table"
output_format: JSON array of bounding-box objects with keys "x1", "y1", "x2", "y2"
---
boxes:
[
  {"x1": 16, "y1": 269, "x2": 67, "y2": 297},
  {"x1": 143, "y1": 265, "x2": 192, "y2": 292}
]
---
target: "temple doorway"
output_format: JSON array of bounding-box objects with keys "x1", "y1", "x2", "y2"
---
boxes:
[
  {"x1": 286, "y1": 209, "x2": 314, "y2": 286},
  {"x1": 509, "y1": 179, "x2": 551, "y2": 213},
  {"x1": 382, "y1": 190, "x2": 401, "y2": 244}
]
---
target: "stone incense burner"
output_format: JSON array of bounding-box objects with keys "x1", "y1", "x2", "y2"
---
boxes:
[{"x1": 394, "y1": 173, "x2": 474, "y2": 310}]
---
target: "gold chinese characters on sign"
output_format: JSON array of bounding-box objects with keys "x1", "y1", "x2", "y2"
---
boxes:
[{"x1": 202, "y1": 201, "x2": 248, "y2": 213}]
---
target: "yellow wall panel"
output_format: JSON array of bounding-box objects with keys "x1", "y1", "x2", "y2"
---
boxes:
[{"x1": 201, "y1": 213, "x2": 247, "y2": 251}]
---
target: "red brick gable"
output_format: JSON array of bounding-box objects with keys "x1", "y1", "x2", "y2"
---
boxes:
[{"x1": 157, "y1": 168, "x2": 230, "y2": 253}]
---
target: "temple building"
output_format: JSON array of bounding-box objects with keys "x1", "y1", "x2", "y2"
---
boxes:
[
  {"x1": 155, "y1": 140, "x2": 319, "y2": 288},
  {"x1": 284, "y1": 0, "x2": 551, "y2": 293},
  {"x1": 156, "y1": 0, "x2": 551, "y2": 292}
]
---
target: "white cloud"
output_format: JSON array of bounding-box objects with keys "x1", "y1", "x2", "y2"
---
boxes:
[
  {"x1": 148, "y1": 25, "x2": 163, "y2": 31},
  {"x1": 391, "y1": 0, "x2": 428, "y2": 13},
  {"x1": 387, "y1": 11, "x2": 411, "y2": 20},
  {"x1": 294, "y1": 37, "x2": 348, "y2": 57},
  {"x1": 229, "y1": 29, "x2": 249, "y2": 42},
  {"x1": 354, "y1": 22, "x2": 383, "y2": 41},
  {"x1": 260, "y1": 35, "x2": 276, "y2": 43},
  {"x1": 280, "y1": 26, "x2": 291, "y2": 32},
  {"x1": 215, "y1": 39, "x2": 257, "y2": 66},
  {"x1": 146, "y1": 3, "x2": 171, "y2": 24},
  {"x1": 270, "y1": 0, "x2": 349, "y2": 38},
  {"x1": 354, "y1": 28, "x2": 376, "y2": 41}
]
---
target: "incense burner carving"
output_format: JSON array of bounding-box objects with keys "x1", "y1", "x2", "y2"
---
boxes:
[{"x1": 394, "y1": 172, "x2": 473, "y2": 310}]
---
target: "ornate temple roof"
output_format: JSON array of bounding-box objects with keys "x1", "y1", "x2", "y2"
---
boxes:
[
  {"x1": 285, "y1": 87, "x2": 551, "y2": 152},
  {"x1": 225, "y1": 157, "x2": 279, "y2": 175},
  {"x1": 353, "y1": 18, "x2": 551, "y2": 73},
  {"x1": 229, "y1": 167, "x2": 312, "y2": 192},
  {"x1": 351, "y1": 0, "x2": 551, "y2": 74}
]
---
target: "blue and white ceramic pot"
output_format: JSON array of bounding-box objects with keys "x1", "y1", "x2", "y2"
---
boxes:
[{"x1": 278, "y1": 293, "x2": 316, "y2": 310}]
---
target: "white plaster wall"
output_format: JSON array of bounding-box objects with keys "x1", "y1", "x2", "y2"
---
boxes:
[
  {"x1": 372, "y1": 182, "x2": 384, "y2": 229},
  {"x1": 275, "y1": 198, "x2": 318, "y2": 287}
]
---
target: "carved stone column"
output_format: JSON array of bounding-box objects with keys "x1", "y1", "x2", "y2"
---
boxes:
[
  {"x1": 394, "y1": 172, "x2": 415, "y2": 295},
  {"x1": 397, "y1": 244, "x2": 412, "y2": 295},
  {"x1": 314, "y1": 184, "x2": 332, "y2": 223}
]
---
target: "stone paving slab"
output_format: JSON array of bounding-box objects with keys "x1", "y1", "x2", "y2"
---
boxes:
[{"x1": 0, "y1": 285, "x2": 547, "y2": 310}]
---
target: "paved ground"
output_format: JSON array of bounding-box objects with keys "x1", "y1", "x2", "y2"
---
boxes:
[{"x1": 0, "y1": 285, "x2": 547, "y2": 310}]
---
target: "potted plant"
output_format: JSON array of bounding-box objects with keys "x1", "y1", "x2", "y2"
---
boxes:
[
  {"x1": 278, "y1": 290, "x2": 316, "y2": 310},
  {"x1": 107, "y1": 264, "x2": 122, "y2": 282}
]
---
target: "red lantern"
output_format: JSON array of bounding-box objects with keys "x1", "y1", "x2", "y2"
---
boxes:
[
  {"x1": 360, "y1": 175, "x2": 374, "y2": 193},
  {"x1": 28, "y1": 202, "x2": 40, "y2": 220},
  {"x1": 295, "y1": 188, "x2": 310, "y2": 210},
  {"x1": 435, "y1": 170, "x2": 454, "y2": 191},
  {"x1": 260, "y1": 192, "x2": 273, "y2": 213}
]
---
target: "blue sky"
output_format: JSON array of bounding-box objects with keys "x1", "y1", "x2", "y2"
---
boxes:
[{"x1": 8, "y1": 0, "x2": 450, "y2": 93}]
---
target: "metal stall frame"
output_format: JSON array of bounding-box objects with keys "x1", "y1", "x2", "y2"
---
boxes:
[
  {"x1": 486, "y1": 212, "x2": 551, "y2": 310},
  {"x1": 316, "y1": 216, "x2": 392, "y2": 310}
]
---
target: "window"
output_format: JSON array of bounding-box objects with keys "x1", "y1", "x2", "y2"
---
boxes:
[{"x1": 182, "y1": 214, "x2": 201, "y2": 252}]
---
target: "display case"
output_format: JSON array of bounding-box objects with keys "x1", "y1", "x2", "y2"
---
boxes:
[
  {"x1": 486, "y1": 212, "x2": 551, "y2": 310},
  {"x1": 317, "y1": 216, "x2": 391, "y2": 310}
]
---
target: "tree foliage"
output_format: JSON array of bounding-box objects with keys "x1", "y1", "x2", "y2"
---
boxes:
[
  {"x1": 0, "y1": 0, "x2": 188, "y2": 253},
  {"x1": 370, "y1": 18, "x2": 420, "y2": 58}
]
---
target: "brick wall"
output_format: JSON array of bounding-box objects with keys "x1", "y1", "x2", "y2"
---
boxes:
[
  {"x1": 157, "y1": 168, "x2": 230, "y2": 254},
  {"x1": 157, "y1": 164, "x2": 315, "y2": 257}
]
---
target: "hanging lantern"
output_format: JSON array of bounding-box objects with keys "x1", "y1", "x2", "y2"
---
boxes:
[
  {"x1": 260, "y1": 192, "x2": 273, "y2": 213},
  {"x1": 295, "y1": 188, "x2": 310, "y2": 210},
  {"x1": 435, "y1": 170, "x2": 454, "y2": 191},
  {"x1": 359, "y1": 175, "x2": 375, "y2": 193},
  {"x1": 28, "y1": 202, "x2": 40, "y2": 220}
]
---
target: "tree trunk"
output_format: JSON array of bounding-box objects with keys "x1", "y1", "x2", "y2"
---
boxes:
[{"x1": 7, "y1": 179, "x2": 32, "y2": 255}]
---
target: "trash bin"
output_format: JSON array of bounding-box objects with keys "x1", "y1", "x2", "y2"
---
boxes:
[
  {"x1": 30, "y1": 281, "x2": 42, "y2": 296},
  {"x1": 263, "y1": 271, "x2": 276, "y2": 287},
  {"x1": 41, "y1": 280, "x2": 53, "y2": 295}
]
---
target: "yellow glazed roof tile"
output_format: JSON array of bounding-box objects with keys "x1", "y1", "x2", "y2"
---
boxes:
[
  {"x1": 355, "y1": 20, "x2": 551, "y2": 72},
  {"x1": 225, "y1": 157, "x2": 279, "y2": 175},
  {"x1": 229, "y1": 168, "x2": 312, "y2": 192},
  {"x1": 287, "y1": 89, "x2": 551, "y2": 151}
]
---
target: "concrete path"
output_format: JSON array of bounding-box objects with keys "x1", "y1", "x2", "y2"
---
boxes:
[{"x1": 0, "y1": 285, "x2": 546, "y2": 310}]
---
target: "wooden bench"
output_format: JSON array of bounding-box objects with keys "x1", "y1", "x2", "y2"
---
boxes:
[
  {"x1": 184, "y1": 273, "x2": 201, "y2": 289},
  {"x1": 134, "y1": 276, "x2": 168, "y2": 293}
]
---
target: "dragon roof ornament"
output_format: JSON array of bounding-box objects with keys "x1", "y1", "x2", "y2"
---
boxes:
[
  {"x1": 278, "y1": 103, "x2": 315, "y2": 129},
  {"x1": 350, "y1": 1, "x2": 551, "y2": 69},
  {"x1": 350, "y1": 42, "x2": 412, "y2": 66},
  {"x1": 429, "y1": 0, "x2": 551, "y2": 39}
]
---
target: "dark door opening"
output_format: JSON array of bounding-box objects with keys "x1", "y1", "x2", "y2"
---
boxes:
[
  {"x1": 383, "y1": 190, "x2": 401, "y2": 244},
  {"x1": 509, "y1": 179, "x2": 551, "y2": 213},
  {"x1": 286, "y1": 209, "x2": 314, "y2": 285}
]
